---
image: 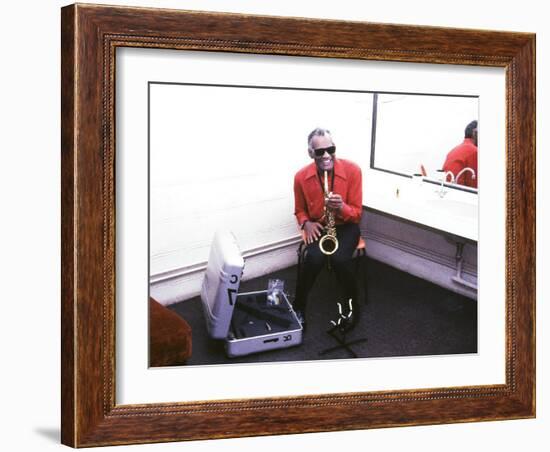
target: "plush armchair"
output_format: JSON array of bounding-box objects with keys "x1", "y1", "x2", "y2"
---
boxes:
[{"x1": 149, "y1": 297, "x2": 192, "y2": 366}]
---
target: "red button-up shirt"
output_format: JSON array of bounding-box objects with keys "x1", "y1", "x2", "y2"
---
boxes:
[
  {"x1": 442, "y1": 138, "x2": 478, "y2": 188},
  {"x1": 293, "y1": 158, "x2": 363, "y2": 227}
]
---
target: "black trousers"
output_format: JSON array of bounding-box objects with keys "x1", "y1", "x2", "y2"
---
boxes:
[{"x1": 294, "y1": 223, "x2": 360, "y2": 314}]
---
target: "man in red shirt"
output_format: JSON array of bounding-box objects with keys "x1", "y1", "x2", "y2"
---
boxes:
[
  {"x1": 293, "y1": 127, "x2": 363, "y2": 328},
  {"x1": 442, "y1": 120, "x2": 478, "y2": 188}
]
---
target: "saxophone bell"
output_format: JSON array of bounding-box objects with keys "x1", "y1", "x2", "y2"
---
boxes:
[{"x1": 319, "y1": 233, "x2": 339, "y2": 255}]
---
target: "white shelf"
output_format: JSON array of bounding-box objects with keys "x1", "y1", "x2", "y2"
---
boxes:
[{"x1": 363, "y1": 169, "x2": 478, "y2": 241}]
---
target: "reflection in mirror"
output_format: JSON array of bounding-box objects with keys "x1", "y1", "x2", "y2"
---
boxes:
[{"x1": 371, "y1": 93, "x2": 478, "y2": 193}]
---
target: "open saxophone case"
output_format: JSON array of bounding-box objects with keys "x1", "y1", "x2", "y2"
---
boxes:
[{"x1": 200, "y1": 230, "x2": 303, "y2": 357}]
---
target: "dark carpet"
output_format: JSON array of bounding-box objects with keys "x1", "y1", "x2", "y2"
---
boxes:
[{"x1": 168, "y1": 258, "x2": 477, "y2": 366}]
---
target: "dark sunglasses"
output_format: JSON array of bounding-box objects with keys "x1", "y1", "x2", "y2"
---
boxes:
[{"x1": 313, "y1": 146, "x2": 336, "y2": 157}]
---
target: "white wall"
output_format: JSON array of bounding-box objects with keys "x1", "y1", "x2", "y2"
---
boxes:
[
  {"x1": 363, "y1": 211, "x2": 478, "y2": 299},
  {"x1": 148, "y1": 79, "x2": 372, "y2": 303},
  {"x1": 149, "y1": 83, "x2": 372, "y2": 274},
  {"x1": 2, "y1": 1, "x2": 547, "y2": 452},
  {"x1": 146, "y1": 60, "x2": 485, "y2": 305}
]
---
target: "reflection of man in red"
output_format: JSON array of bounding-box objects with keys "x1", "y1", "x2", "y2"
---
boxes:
[{"x1": 443, "y1": 120, "x2": 478, "y2": 188}]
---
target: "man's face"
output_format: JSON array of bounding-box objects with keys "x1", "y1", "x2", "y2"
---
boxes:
[
  {"x1": 472, "y1": 128, "x2": 478, "y2": 146},
  {"x1": 309, "y1": 134, "x2": 335, "y2": 172}
]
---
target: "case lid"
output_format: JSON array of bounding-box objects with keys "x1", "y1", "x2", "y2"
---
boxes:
[{"x1": 200, "y1": 230, "x2": 245, "y2": 339}]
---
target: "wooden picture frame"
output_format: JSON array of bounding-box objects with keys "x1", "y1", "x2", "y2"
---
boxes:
[{"x1": 61, "y1": 3, "x2": 535, "y2": 447}]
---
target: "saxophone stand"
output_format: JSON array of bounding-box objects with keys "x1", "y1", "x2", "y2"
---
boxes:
[{"x1": 319, "y1": 299, "x2": 368, "y2": 358}]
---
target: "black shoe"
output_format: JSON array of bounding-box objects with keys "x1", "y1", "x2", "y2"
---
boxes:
[
  {"x1": 294, "y1": 310, "x2": 307, "y2": 332},
  {"x1": 340, "y1": 298, "x2": 359, "y2": 331}
]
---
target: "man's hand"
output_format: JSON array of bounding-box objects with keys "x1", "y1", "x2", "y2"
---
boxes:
[
  {"x1": 303, "y1": 221, "x2": 324, "y2": 244},
  {"x1": 326, "y1": 193, "x2": 344, "y2": 210}
]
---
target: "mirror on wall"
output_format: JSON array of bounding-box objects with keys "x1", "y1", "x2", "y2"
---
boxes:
[{"x1": 371, "y1": 92, "x2": 479, "y2": 192}]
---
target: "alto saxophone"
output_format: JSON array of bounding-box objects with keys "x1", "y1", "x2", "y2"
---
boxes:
[{"x1": 319, "y1": 170, "x2": 339, "y2": 256}]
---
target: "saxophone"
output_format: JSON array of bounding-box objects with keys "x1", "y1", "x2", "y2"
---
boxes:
[{"x1": 319, "y1": 170, "x2": 339, "y2": 255}]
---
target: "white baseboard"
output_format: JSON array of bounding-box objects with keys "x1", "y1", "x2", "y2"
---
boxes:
[
  {"x1": 150, "y1": 236, "x2": 301, "y2": 306},
  {"x1": 152, "y1": 211, "x2": 478, "y2": 306}
]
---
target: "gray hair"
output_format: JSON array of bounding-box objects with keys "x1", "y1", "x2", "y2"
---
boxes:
[{"x1": 307, "y1": 127, "x2": 333, "y2": 150}]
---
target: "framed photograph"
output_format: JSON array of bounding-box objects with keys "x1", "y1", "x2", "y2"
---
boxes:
[{"x1": 61, "y1": 3, "x2": 535, "y2": 447}]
